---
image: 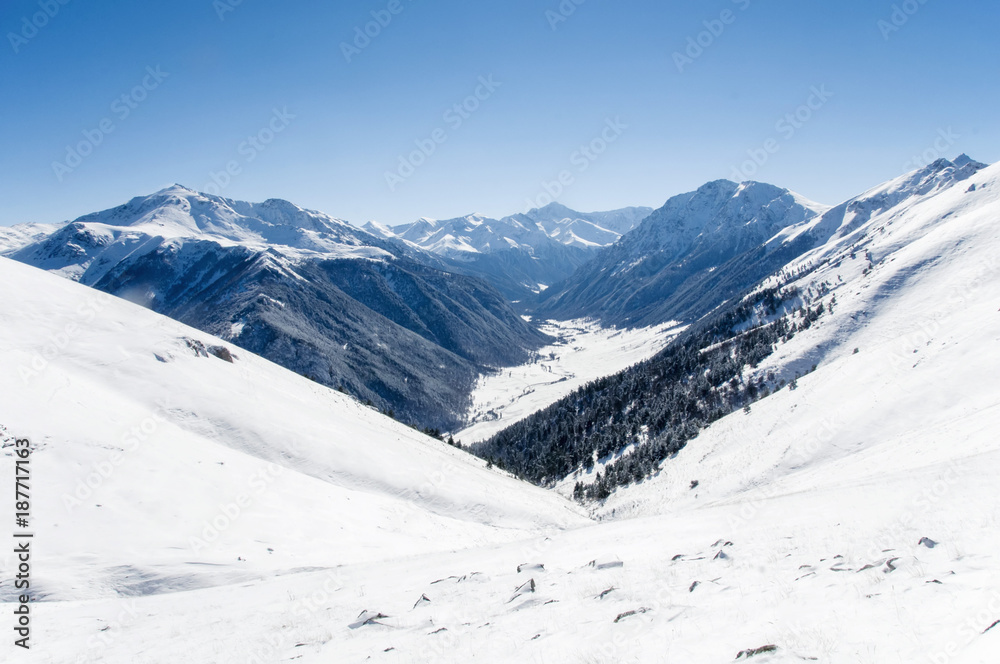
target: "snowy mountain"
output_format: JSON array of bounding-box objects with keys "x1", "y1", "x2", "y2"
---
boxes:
[
  {"x1": 595, "y1": 153, "x2": 998, "y2": 515},
  {"x1": 375, "y1": 203, "x2": 652, "y2": 301},
  {"x1": 533, "y1": 180, "x2": 830, "y2": 326},
  {"x1": 3, "y1": 159, "x2": 999, "y2": 663},
  {"x1": 1, "y1": 186, "x2": 549, "y2": 430},
  {"x1": 7, "y1": 183, "x2": 415, "y2": 284},
  {"x1": 771, "y1": 153, "x2": 988, "y2": 249},
  {"x1": 0, "y1": 221, "x2": 55, "y2": 252},
  {"x1": 535, "y1": 157, "x2": 989, "y2": 330},
  {"x1": 484, "y1": 155, "x2": 995, "y2": 492}
]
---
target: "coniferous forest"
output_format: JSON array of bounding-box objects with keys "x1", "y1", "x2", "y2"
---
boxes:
[{"x1": 473, "y1": 284, "x2": 829, "y2": 501}]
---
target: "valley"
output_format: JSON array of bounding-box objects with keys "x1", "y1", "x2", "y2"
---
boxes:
[
  {"x1": 5, "y1": 5, "x2": 997, "y2": 662},
  {"x1": 456, "y1": 318, "x2": 684, "y2": 444},
  {"x1": 1, "y1": 157, "x2": 998, "y2": 664}
]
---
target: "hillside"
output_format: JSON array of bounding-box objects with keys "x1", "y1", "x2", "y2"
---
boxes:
[
  {"x1": 2, "y1": 186, "x2": 549, "y2": 430},
  {"x1": 479, "y1": 157, "x2": 998, "y2": 498},
  {"x1": 0, "y1": 255, "x2": 586, "y2": 603}
]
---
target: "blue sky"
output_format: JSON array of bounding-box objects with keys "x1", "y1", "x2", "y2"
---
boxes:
[{"x1": 1, "y1": 0, "x2": 997, "y2": 226}]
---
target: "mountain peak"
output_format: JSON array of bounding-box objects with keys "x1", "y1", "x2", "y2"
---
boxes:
[
  {"x1": 914, "y1": 154, "x2": 987, "y2": 179},
  {"x1": 152, "y1": 183, "x2": 198, "y2": 197},
  {"x1": 881, "y1": 153, "x2": 990, "y2": 203},
  {"x1": 927, "y1": 157, "x2": 955, "y2": 172},
  {"x1": 703, "y1": 178, "x2": 739, "y2": 188},
  {"x1": 257, "y1": 197, "x2": 306, "y2": 214},
  {"x1": 533, "y1": 201, "x2": 576, "y2": 215},
  {"x1": 733, "y1": 179, "x2": 789, "y2": 196},
  {"x1": 361, "y1": 220, "x2": 394, "y2": 238},
  {"x1": 952, "y1": 153, "x2": 987, "y2": 170}
]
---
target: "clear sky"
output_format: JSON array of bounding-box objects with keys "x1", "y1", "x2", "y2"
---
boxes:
[{"x1": 2, "y1": 0, "x2": 997, "y2": 227}]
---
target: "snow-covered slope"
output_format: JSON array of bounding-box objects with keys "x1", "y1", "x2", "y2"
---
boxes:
[
  {"x1": 0, "y1": 255, "x2": 585, "y2": 603},
  {"x1": 6, "y1": 185, "x2": 391, "y2": 283},
  {"x1": 595, "y1": 157, "x2": 1000, "y2": 518}
]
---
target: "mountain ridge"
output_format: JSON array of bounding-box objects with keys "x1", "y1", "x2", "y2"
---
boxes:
[
  {"x1": 532, "y1": 157, "x2": 988, "y2": 328},
  {"x1": 531, "y1": 179, "x2": 829, "y2": 326},
  {"x1": 373, "y1": 203, "x2": 653, "y2": 301},
  {"x1": 2, "y1": 187, "x2": 550, "y2": 430}
]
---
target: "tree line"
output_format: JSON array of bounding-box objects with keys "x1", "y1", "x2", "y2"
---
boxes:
[{"x1": 473, "y1": 284, "x2": 827, "y2": 501}]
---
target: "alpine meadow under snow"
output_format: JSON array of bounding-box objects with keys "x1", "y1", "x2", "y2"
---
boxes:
[{"x1": 1, "y1": 157, "x2": 999, "y2": 662}]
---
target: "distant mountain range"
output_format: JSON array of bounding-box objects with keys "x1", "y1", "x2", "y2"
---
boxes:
[{"x1": 366, "y1": 203, "x2": 653, "y2": 302}]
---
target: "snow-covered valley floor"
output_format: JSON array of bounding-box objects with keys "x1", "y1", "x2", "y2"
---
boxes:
[{"x1": 456, "y1": 319, "x2": 682, "y2": 444}]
